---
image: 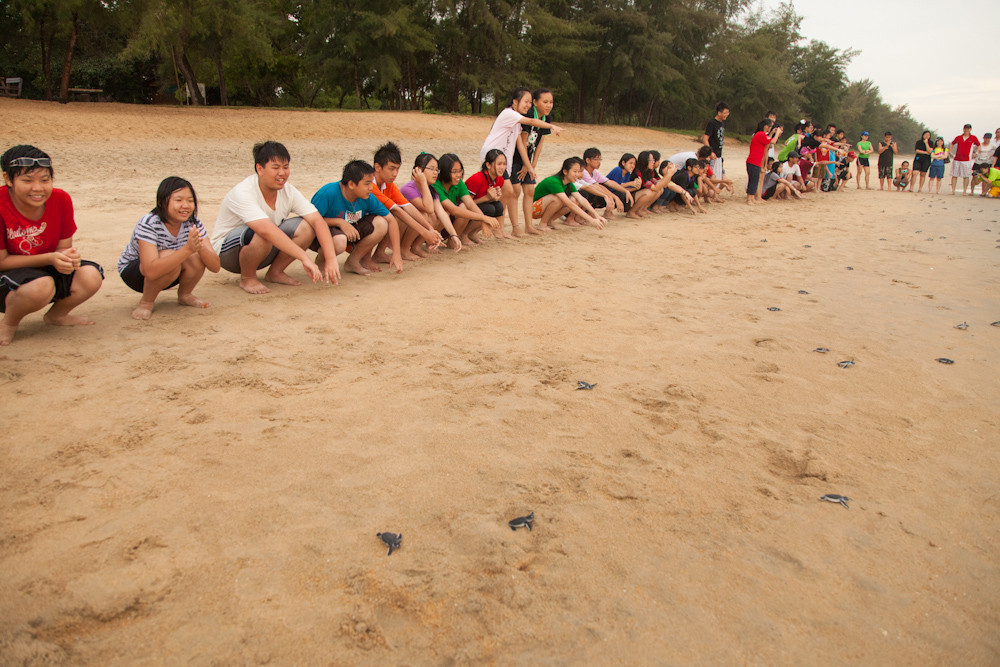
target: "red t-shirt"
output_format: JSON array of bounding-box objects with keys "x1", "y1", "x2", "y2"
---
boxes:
[
  {"x1": 951, "y1": 135, "x2": 980, "y2": 161},
  {"x1": 0, "y1": 186, "x2": 76, "y2": 255},
  {"x1": 747, "y1": 131, "x2": 769, "y2": 167},
  {"x1": 464, "y1": 170, "x2": 505, "y2": 199}
]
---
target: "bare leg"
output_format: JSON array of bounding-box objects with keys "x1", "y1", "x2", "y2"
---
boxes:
[
  {"x1": 44, "y1": 265, "x2": 101, "y2": 326},
  {"x1": 264, "y1": 221, "x2": 315, "y2": 286},
  {"x1": 177, "y1": 253, "x2": 209, "y2": 308},
  {"x1": 132, "y1": 257, "x2": 182, "y2": 320},
  {"x1": 502, "y1": 180, "x2": 523, "y2": 237},
  {"x1": 237, "y1": 233, "x2": 275, "y2": 294},
  {"x1": 0, "y1": 277, "x2": 56, "y2": 345},
  {"x1": 344, "y1": 217, "x2": 388, "y2": 276}
]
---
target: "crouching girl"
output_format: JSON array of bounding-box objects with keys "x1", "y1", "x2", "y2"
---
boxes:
[
  {"x1": 118, "y1": 176, "x2": 220, "y2": 320},
  {"x1": 0, "y1": 145, "x2": 103, "y2": 345},
  {"x1": 532, "y1": 157, "x2": 607, "y2": 230}
]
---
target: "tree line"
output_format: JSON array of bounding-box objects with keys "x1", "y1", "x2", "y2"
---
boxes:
[{"x1": 0, "y1": 0, "x2": 929, "y2": 143}]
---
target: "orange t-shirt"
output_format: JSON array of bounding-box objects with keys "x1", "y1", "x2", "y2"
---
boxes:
[{"x1": 372, "y1": 180, "x2": 409, "y2": 210}]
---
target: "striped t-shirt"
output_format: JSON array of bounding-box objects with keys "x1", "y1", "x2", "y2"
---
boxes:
[{"x1": 118, "y1": 212, "x2": 207, "y2": 272}]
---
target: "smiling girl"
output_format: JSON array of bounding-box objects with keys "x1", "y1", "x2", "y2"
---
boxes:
[
  {"x1": 0, "y1": 145, "x2": 102, "y2": 345},
  {"x1": 118, "y1": 177, "x2": 220, "y2": 320}
]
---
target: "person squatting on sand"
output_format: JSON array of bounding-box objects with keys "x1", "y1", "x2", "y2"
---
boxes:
[
  {"x1": 118, "y1": 176, "x2": 220, "y2": 320},
  {"x1": 211, "y1": 141, "x2": 339, "y2": 294},
  {"x1": 0, "y1": 145, "x2": 103, "y2": 345}
]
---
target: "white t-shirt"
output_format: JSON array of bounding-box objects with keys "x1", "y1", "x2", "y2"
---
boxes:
[
  {"x1": 780, "y1": 162, "x2": 801, "y2": 181},
  {"x1": 210, "y1": 174, "x2": 318, "y2": 252},
  {"x1": 668, "y1": 152, "x2": 698, "y2": 169},
  {"x1": 976, "y1": 140, "x2": 997, "y2": 163},
  {"x1": 481, "y1": 108, "x2": 524, "y2": 167}
]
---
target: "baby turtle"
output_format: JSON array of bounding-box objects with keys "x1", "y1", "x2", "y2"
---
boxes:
[
  {"x1": 991, "y1": 321, "x2": 1000, "y2": 327},
  {"x1": 813, "y1": 347, "x2": 830, "y2": 353},
  {"x1": 760, "y1": 239, "x2": 767, "y2": 242},
  {"x1": 879, "y1": 238, "x2": 887, "y2": 241},
  {"x1": 954, "y1": 322, "x2": 969, "y2": 330},
  {"x1": 802, "y1": 244, "x2": 811, "y2": 248},
  {"x1": 798, "y1": 290, "x2": 809, "y2": 295},
  {"x1": 576, "y1": 381, "x2": 597, "y2": 390},
  {"x1": 837, "y1": 360, "x2": 855, "y2": 369},
  {"x1": 767, "y1": 307, "x2": 781, "y2": 312},
  {"x1": 376, "y1": 532, "x2": 402, "y2": 556},
  {"x1": 846, "y1": 266, "x2": 854, "y2": 271},
  {"x1": 509, "y1": 511, "x2": 534, "y2": 531},
  {"x1": 819, "y1": 494, "x2": 850, "y2": 509},
  {"x1": 935, "y1": 358, "x2": 955, "y2": 365}
]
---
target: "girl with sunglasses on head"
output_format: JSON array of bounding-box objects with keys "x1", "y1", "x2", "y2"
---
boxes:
[
  {"x1": 117, "y1": 176, "x2": 220, "y2": 320},
  {"x1": 0, "y1": 145, "x2": 103, "y2": 345}
]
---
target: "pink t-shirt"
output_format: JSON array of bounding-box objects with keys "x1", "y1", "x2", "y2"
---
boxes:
[{"x1": 951, "y1": 135, "x2": 980, "y2": 162}]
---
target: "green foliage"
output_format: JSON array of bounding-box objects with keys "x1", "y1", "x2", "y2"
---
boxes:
[{"x1": 0, "y1": 0, "x2": 930, "y2": 139}]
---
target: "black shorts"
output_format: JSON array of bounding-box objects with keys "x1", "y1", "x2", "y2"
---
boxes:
[
  {"x1": 913, "y1": 156, "x2": 931, "y2": 173},
  {"x1": 311, "y1": 214, "x2": 378, "y2": 251},
  {"x1": 582, "y1": 191, "x2": 606, "y2": 209},
  {"x1": 858, "y1": 157, "x2": 869, "y2": 167},
  {"x1": 508, "y1": 156, "x2": 536, "y2": 185},
  {"x1": 762, "y1": 184, "x2": 777, "y2": 200},
  {"x1": 0, "y1": 261, "x2": 104, "y2": 313},
  {"x1": 478, "y1": 200, "x2": 504, "y2": 218},
  {"x1": 612, "y1": 190, "x2": 632, "y2": 212},
  {"x1": 119, "y1": 258, "x2": 180, "y2": 293}
]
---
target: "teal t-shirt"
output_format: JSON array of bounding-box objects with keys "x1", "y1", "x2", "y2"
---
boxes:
[
  {"x1": 533, "y1": 175, "x2": 576, "y2": 201},
  {"x1": 433, "y1": 180, "x2": 470, "y2": 206}
]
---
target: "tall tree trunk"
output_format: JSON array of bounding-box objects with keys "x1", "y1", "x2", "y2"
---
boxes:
[
  {"x1": 597, "y1": 74, "x2": 612, "y2": 124},
  {"x1": 354, "y1": 58, "x2": 362, "y2": 109},
  {"x1": 180, "y1": 52, "x2": 205, "y2": 105},
  {"x1": 57, "y1": 12, "x2": 79, "y2": 104},
  {"x1": 215, "y1": 52, "x2": 228, "y2": 106},
  {"x1": 644, "y1": 96, "x2": 656, "y2": 127},
  {"x1": 38, "y1": 19, "x2": 53, "y2": 100}
]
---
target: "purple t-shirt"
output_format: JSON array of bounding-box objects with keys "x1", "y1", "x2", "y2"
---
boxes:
[{"x1": 399, "y1": 180, "x2": 439, "y2": 202}]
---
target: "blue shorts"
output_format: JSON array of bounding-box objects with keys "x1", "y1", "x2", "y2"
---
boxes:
[{"x1": 929, "y1": 162, "x2": 945, "y2": 179}]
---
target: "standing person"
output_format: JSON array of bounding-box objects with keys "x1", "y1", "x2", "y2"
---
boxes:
[
  {"x1": 0, "y1": 145, "x2": 103, "y2": 345},
  {"x1": 701, "y1": 102, "x2": 729, "y2": 179},
  {"x1": 877, "y1": 132, "x2": 898, "y2": 190},
  {"x1": 949, "y1": 124, "x2": 980, "y2": 195},
  {"x1": 310, "y1": 160, "x2": 390, "y2": 277},
  {"x1": 856, "y1": 131, "x2": 874, "y2": 189},
  {"x1": 910, "y1": 130, "x2": 933, "y2": 193},
  {"x1": 511, "y1": 88, "x2": 555, "y2": 235},
  {"x1": 118, "y1": 176, "x2": 220, "y2": 320},
  {"x1": 973, "y1": 132, "x2": 997, "y2": 196},
  {"x1": 928, "y1": 138, "x2": 949, "y2": 194},
  {"x1": 480, "y1": 87, "x2": 563, "y2": 237},
  {"x1": 746, "y1": 119, "x2": 777, "y2": 205},
  {"x1": 211, "y1": 141, "x2": 338, "y2": 294},
  {"x1": 778, "y1": 122, "x2": 806, "y2": 162}
]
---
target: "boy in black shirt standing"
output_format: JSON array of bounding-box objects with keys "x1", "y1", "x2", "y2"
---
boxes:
[
  {"x1": 878, "y1": 132, "x2": 897, "y2": 191},
  {"x1": 702, "y1": 102, "x2": 729, "y2": 180}
]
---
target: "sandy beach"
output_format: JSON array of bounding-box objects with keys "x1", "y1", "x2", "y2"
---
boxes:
[{"x1": 0, "y1": 99, "x2": 998, "y2": 664}]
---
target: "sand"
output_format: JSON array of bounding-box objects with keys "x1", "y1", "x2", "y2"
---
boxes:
[{"x1": 0, "y1": 99, "x2": 998, "y2": 664}]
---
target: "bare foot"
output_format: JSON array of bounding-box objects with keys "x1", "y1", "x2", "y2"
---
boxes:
[
  {"x1": 372, "y1": 251, "x2": 391, "y2": 265},
  {"x1": 511, "y1": 226, "x2": 525, "y2": 238},
  {"x1": 263, "y1": 270, "x2": 302, "y2": 286},
  {"x1": 525, "y1": 225, "x2": 542, "y2": 235},
  {"x1": 178, "y1": 293, "x2": 210, "y2": 308},
  {"x1": 412, "y1": 246, "x2": 429, "y2": 258},
  {"x1": 131, "y1": 301, "x2": 155, "y2": 320},
  {"x1": 43, "y1": 313, "x2": 95, "y2": 326},
  {"x1": 0, "y1": 323, "x2": 17, "y2": 345},
  {"x1": 344, "y1": 258, "x2": 372, "y2": 275},
  {"x1": 360, "y1": 257, "x2": 382, "y2": 273},
  {"x1": 239, "y1": 277, "x2": 270, "y2": 294},
  {"x1": 401, "y1": 250, "x2": 423, "y2": 261}
]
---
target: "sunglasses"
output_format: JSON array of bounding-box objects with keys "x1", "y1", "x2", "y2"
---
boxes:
[{"x1": 9, "y1": 157, "x2": 52, "y2": 168}]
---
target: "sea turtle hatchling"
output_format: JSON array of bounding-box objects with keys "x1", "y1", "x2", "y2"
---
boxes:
[
  {"x1": 509, "y1": 511, "x2": 534, "y2": 531},
  {"x1": 954, "y1": 322, "x2": 969, "y2": 330},
  {"x1": 577, "y1": 381, "x2": 597, "y2": 390},
  {"x1": 837, "y1": 360, "x2": 855, "y2": 369},
  {"x1": 767, "y1": 307, "x2": 781, "y2": 312},
  {"x1": 798, "y1": 290, "x2": 809, "y2": 295},
  {"x1": 935, "y1": 358, "x2": 955, "y2": 365},
  {"x1": 992, "y1": 321, "x2": 1000, "y2": 327},
  {"x1": 819, "y1": 494, "x2": 850, "y2": 509},
  {"x1": 813, "y1": 347, "x2": 830, "y2": 353},
  {"x1": 376, "y1": 532, "x2": 402, "y2": 556}
]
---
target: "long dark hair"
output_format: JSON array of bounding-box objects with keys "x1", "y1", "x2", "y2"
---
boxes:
[
  {"x1": 153, "y1": 176, "x2": 198, "y2": 222},
  {"x1": 555, "y1": 157, "x2": 584, "y2": 181},
  {"x1": 481, "y1": 148, "x2": 504, "y2": 173},
  {"x1": 637, "y1": 150, "x2": 656, "y2": 182},
  {"x1": 438, "y1": 153, "x2": 464, "y2": 186},
  {"x1": 618, "y1": 153, "x2": 636, "y2": 173}
]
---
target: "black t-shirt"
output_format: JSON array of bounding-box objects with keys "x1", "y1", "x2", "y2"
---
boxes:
[
  {"x1": 705, "y1": 118, "x2": 725, "y2": 157},
  {"x1": 914, "y1": 139, "x2": 932, "y2": 163},
  {"x1": 516, "y1": 109, "x2": 552, "y2": 165},
  {"x1": 878, "y1": 141, "x2": 895, "y2": 167},
  {"x1": 672, "y1": 170, "x2": 696, "y2": 193}
]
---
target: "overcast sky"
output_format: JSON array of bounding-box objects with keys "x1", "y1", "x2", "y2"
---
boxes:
[{"x1": 778, "y1": 0, "x2": 1000, "y2": 139}]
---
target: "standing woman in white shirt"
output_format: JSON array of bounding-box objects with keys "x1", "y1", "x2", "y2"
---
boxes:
[{"x1": 480, "y1": 87, "x2": 563, "y2": 237}]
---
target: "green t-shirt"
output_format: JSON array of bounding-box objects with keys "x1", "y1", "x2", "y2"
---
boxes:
[
  {"x1": 777, "y1": 134, "x2": 800, "y2": 161},
  {"x1": 533, "y1": 175, "x2": 576, "y2": 201},
  {"x1": 857, "y1": 140, "x2": 873, "y2": 157},
  {"x1": 433, "y1": 180, "x2": 470, "y2": 205}
]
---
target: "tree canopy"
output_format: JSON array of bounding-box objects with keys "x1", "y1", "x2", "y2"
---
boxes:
[{"x1": 0, "y1": 0, "x2": 930, "y2": 143}]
